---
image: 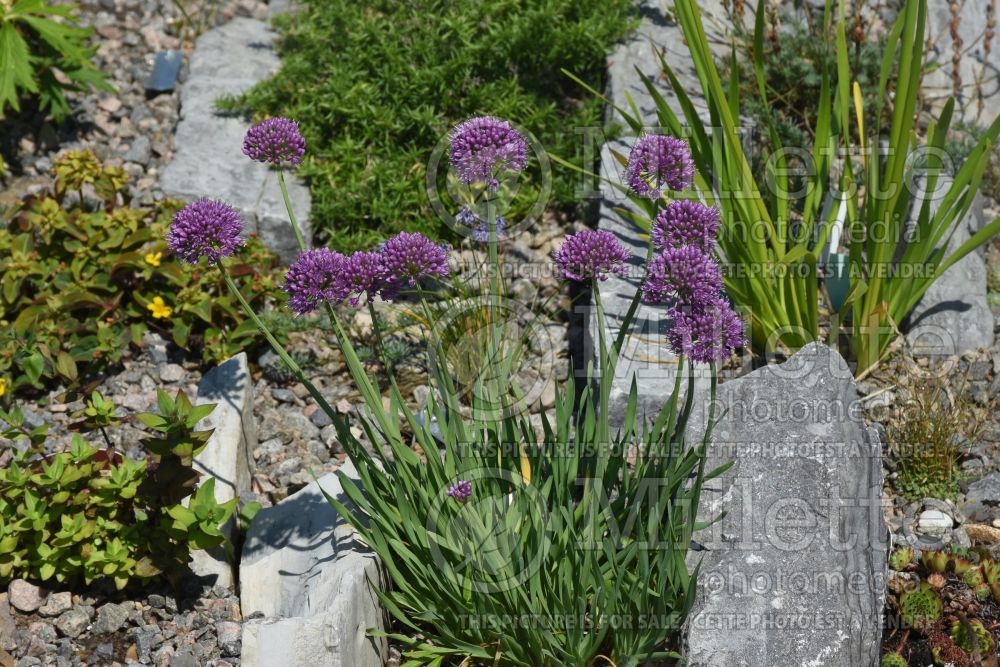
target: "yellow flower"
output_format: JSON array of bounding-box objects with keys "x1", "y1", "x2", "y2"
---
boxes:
[
  {"x1": 144, "y1": 251, "x2": 162, "y2": 267},
  {"x1": 147, "y1": 296, "x2": 173, "y2": 319},
  {"x1": 0, "y1": 377, "x2": 7, "y2": 398}
]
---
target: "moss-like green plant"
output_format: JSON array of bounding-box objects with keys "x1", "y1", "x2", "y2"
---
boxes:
[
  {"x1": 950, "y1": 618, "x2": 994, "y2": 654},
  {"x1": 964, "y1": 566, "x2": 985, "y2": 588},
  {"x1": 900, "y1": 583, "x2": 942, "y2": 629},
  {"x1": 890, "y1": 547, "x2": 915, "y2": 571},
  {"x1": 881, "y1": 652, "x2": 907, "y2": 667}
]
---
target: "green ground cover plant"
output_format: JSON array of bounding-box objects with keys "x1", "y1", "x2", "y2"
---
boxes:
[
  {"x1": 0, "y1": 390, "x2": 235, "y2": 591},
  {"x1": 218, "y1": 0, "x2": 637, "y2": 250},
  {"x1": 0, "y1": 150, "x2": 281, "y2": 397}
]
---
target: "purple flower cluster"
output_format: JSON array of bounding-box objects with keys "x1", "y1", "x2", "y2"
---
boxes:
[
  {"x1": 651, "y1": 200, "x2": 721, "y2": 250},
  {"x1": 283, "y1": 232, "x2": 451, "y2": 314},
  {"x1": 666, "y1": 298, "x2": 744, "y2": 364},
  {"x1": 449, "y1": 116, "x2": 528, "y2": 191},
  {"x1": 380, "y1": 232, "x2": 450, "y2": 287},
  {"x1": 553, "y1": 230, "x2": 631, "y2": 282},
  {"x1": 624, "y1": 135, "x2": 743, "y2": 362},
  {"x1": 242, "y1": 117, "x2": 306, "y2": 166},
  {"x1": 457, "y1": 207, "x2": 507, "y2": 243},
  {"x1": 642, "y1": 245, "x2": 722, "y2": 305},
  {"x1": 446, "y1": 480, "x2": 472, "y2": 502},
  {"x1": 283, "y1": 248, "x2": 347, "y2": 315},
  {"x1": 625, "y1": 134, "x2": 695, "y2": 199},
  {"x1": 167, "y1": 199, "x2": 244, "y2": 264}
]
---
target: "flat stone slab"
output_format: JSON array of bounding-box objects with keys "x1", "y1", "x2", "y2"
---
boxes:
[
  {"x1": 161, "y1": 17, "x2": 310, "y2": 262},
  {"x1": 240, "y1": 460, "x2": 386, "y2": 667},
  {"x1": 190, "y1": 352, "x2": 255, "y2": 588},
  {"x1": 683, "y1": 342, "x2": 887, "y2": 667}
]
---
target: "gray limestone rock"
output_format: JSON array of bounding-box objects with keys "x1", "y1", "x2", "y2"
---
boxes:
[
  {"x1": 683, "y1": 342, "x2": 887, "y2": 667},
  {"x1": 190, "y1": 352, "x2": 256, "y2": 588},
  {"x1": 904, "y1": 175, "x2": 994, "y2": 356},
  {"x1": 160, "y1": 18, "x2": 310, "y2": 262},
  {"x1": 239, "y1": 460, "x2": 386, "y2": 667}
]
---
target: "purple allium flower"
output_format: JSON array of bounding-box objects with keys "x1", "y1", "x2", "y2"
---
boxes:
[
  {"x1": 283, "y1": 248, "x2": 348, "y2": 315},
  {"x1": 242, "y1": 117, "x2": 306, "y2": 166},
  {"x1": 342, "y1": 251, "x2": 386, "y2": 306},
  {"x1": 449, "y1": 116, "x2": 528, "y2": 191},
  {"x1": 446, "y1": 480, "x2": 472, "y2": 502},
  {"x1": 642, "y1": 245, "x2": 722, "y2": 306},
  {"x1": 554, "y1": 230, "x2": 631, "y2": 282},
  {"x1": 666, "y1": 298, "x2": 744, "y2": 363},
  {"x1": 625, "y1": 134, "x2": 695, "y2": 199},
  {"x1": 652, "y1": 200, "x2": 721, "y2": 250},
  {"x1": 380, "y1": 231, "x2": 450, "y2": 288},
  {"x1": 167, "y1": 199, "x2": 244, "y2": 264}
]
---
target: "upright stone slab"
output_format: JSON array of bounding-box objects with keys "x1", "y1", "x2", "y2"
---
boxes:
[
  {"x1": 240, "y1": 460, "x2": 386, "y2": 667},
  {"x1": 192, "y1": 352, "x2": 256, "y2": 589},
  {"x1": 161, "y1": 17, "x2": 310, "y2": 262},
  {"x1": 684, "y1": 343, "x2": 887, "y2": 667},
  {"x1": 904, "y1": 175, "x2": 995, "y2": 356}
]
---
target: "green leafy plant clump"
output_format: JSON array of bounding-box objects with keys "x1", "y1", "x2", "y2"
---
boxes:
[
  {"x1": 218, "y1": 0, "x2": 637, "y2": 250},
  {"x1": 0, "y1": 149, "x2": 282, "y2": 397},
  {"x1": 0, "y1": 0, "x2": 113, "y2": 120},
  {"x1": 0, "y1": 390, "x2": 235, "y2": 590}
]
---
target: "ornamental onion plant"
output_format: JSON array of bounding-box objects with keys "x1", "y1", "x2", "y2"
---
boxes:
[{"x1": 168, "y1": 115, "x2": 738, "y2": 666}]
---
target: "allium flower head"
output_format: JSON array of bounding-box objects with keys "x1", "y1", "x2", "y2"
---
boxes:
[
  {"x1": 554, "y1": 230, "x2": 631, "y2": 282},
  {"x1": 625, "y1": 134, "x2": 695, "y2": 199},
  {"x1": 652, "y1": 200, "x2": 721, "y2": 250},
  {"x1": 342, "y1": 251, "x2": 386, "y2": 306},
  {"x1": 167, "y1": 199, "x2": 244, "y2": 263},
  {"x1": 242, "y1": 117, "x2": 306, "y2": 166},
  {"x1": 642, "y1": 245, "x2": 722, "y2": 306},
  {"x1": 449, "y1": 116, "x2": 528, "y2": 191},
  {"x1": 667, "y1": 298, "x2": 744, "y2": 363},
  {"x1": 446, "y1": 480, "x2": 472, "y2": 502},
  {"x1": 380, "y1": 232, "x2": 450, "y2": 288},
  {"x1": 283, "y1": 248, "x2": 348, "y2": 315}
]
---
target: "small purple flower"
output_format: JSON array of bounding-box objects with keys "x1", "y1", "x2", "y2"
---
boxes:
[
  {"x1": 283, "y1": 248, "x2": 348, "y2": 315},
  {"x1": 652, "y1": 200, "x2": 721, "y2": 250},
  {"x1": 342, "y1": 251, "x2": 386, "y2": 306},
  {"x1": 666, "y1": 298, "x2": 744, "y2": 363},
  {"x1": 446, "y1": 480, "x2": 472, "y2": 502},
  {"x1": 449, "y1": 116, "x2": 528, "y2": 191},
  {"x1": 457, "y1": 207, "x2": 507, "y2": 242},
  {"x1": 380, "y1": 232, "x2": 450, "y2": 288},
  {"x1": 167, "y1": 199, "x2": 244, "y2": 264},
  {"x1": 554, "y1": 230, "x2": 631, "y2": 282},
  {"x1": 242, "y1": 117, "x2": 306, "y2": 166},
  {"x1": 625, "y1": 134, "x2": 695, "y2": 199},
  {"x1": 642, "y1": 245, "x2": 722, "y2": 306}
]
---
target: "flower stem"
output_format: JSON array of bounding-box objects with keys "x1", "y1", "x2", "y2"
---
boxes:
[
  {"x1": 277, "y1": 169, "x2": 307, "y2": 250},
  {"x1": 216, "y1": 259, "x2": 340, "y2": 424}
]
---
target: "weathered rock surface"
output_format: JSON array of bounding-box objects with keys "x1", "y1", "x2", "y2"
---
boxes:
[
  {"x1": 240, "y1": 460, "x2": 386, "y2": 667},
  {"x1": 191, "y1": 351, "x2": 256, "y2": 588},
  {"x1": 683, "y1": 343, "x2": 887, "y2": 667},
  {"x1": 904, "y1": 176, "x2": 995, "y2": 356},
  {"x1": 160, "y1": 17, "x2": 311, "y2": 262}
]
